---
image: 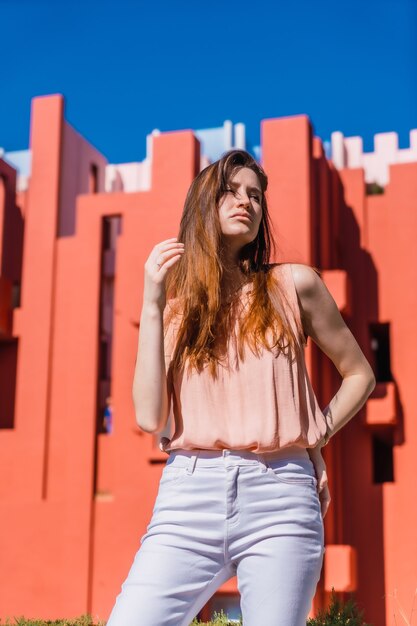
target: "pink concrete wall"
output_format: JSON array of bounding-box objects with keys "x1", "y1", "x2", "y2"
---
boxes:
[{"x1": 0, "y1": 93, "x2": 415, "y2": 626}]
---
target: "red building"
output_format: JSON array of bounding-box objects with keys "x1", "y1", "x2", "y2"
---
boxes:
[{"x1": 0, "y1": 93, "x2": 416, "y2": 625}]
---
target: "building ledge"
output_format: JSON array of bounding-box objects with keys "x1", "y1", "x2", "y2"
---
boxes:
[{"x1": 324, "y1": 544, "x2": 357, "y2": 592}]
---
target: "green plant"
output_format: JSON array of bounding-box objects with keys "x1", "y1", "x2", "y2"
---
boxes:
[
  {"x1": 0, "y1": 590, "x2": 373, "y2": 625},
  {"x1": 307, "y1": 587, "x2": 373, "y2": 625},
  {"x1": 190, "y1": 607, "x2": 242, "y2": 625},
  {"x1": 365, "y1": 181, "x2": 384, "y2": 195},
  {"x1": 0, "y1": 615, "x2": 106, "y2": 625}
]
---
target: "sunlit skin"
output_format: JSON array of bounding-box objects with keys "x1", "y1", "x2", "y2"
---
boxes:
[{"x1": 217, "y1": 166, "x2": 263, "y2": 291}]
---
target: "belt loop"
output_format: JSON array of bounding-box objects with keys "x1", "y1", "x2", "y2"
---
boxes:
[
  {"x1": 256, "y1": 453, "x2": 269, "y2": 473},
  {"x1": 186, "y1": 451, "x2": 199, "y2": 475}
]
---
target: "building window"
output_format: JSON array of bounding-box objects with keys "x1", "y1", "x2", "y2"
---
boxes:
[
  {"x1": 96, "y1": 216, "x2": 122, "y2": 436},
  {"x1": 89, "y1": 163, "x2": 99, "y2": 194},
  {"x1": 0, "y1": 339, "x2": 18, "y2": 429},
  {"x1": 372, "y1": 431, "x2": 394, "y2": 483},
  {"x1": 366, "y1": 181, "x2": 384, "y2": 195},
  {"x1": 369, "y1": 322, "x2": 392, "y2": 382}
]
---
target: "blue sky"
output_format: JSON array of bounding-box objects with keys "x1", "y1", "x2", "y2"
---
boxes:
[{"x1": 2, "y1": 0, "x2": 416, "y2": 163}]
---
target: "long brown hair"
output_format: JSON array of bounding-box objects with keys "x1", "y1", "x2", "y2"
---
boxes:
[{"x1": 165, "y1": 149, "x2": 308, "y2": 379}]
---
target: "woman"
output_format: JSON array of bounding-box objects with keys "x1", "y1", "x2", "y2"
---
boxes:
[{"x1": 107, "y1": 149, "x2": 376, "y2": 626}]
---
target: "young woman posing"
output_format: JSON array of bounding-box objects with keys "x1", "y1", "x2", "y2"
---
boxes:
[{"x1": 107, "y1": 149, "x2": 376, "y2": 626}]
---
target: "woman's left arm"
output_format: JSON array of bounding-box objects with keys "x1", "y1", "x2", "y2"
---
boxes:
[
  {"x1": 291, "y1": 263, "x2": 377, "y2": 447},
  {"x1": 290, "y1": 264, "x2": 376, "y2": 516}
]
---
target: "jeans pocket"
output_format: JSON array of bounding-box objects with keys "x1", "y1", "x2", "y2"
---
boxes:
[
  {"x1": 160, "y1": 464, "x2": 190, "y2": 487},
  {"x1": 266, "y1": 463, "x2": 317, "y2": 487}
]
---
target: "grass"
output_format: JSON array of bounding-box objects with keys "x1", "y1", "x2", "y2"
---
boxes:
[{"x1": 0, "y1": 588, "x2": 375, "y2": 625}]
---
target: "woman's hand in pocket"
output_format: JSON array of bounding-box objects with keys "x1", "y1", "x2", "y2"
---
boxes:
[
  {"x1": 308, "y1": 445, "x2": 331, "y2": 518},
  {"x1": 159, "y1": 436, "x2": 171, "y2": 454}
]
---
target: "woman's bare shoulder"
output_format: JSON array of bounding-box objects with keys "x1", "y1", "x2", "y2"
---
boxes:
[
  {"x1": 266, "y1": 261, "x2": 309, "y2": 284},
  {"x1": 286, "y1": 263, "x2": 321, "y2": 298},
  {"x1": 288, "y1": 263, "x2": 375, "y2": 379},
  {"x1": 263, "y1": 262, "x2": 286, "y2": 276}
]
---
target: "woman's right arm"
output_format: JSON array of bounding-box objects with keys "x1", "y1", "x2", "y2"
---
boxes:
[{"x1": 132, "y1": 237, "x2": 184, "y2": 433}]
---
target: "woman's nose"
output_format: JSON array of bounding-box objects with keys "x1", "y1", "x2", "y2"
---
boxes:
[{"x1": 238, "y1": 195, "x2": 250, "y2": 207}]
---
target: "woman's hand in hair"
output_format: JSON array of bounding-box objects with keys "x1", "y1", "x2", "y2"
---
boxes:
[{"x1": 143, "y1": 237, "x2": 184, "y2": 310}]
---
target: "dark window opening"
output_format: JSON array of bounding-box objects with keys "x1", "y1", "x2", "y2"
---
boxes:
[
  {"x1": 366, "y1": 181, "x2": 384, "y2": 195},
  {"x1": 12, "y1": 282, "x2": 21, "y2": 308},
  {"x1": 99, "y1": 337, "x2": 109, "y2": 380},
  {"x1": 102, "y1": 215, "x2": 122, "y2": 251},
  {"x1": 372, "y1": 431, "x2": 394, "y2": 483},
  {"x1": 103, "y1": 218, "x2": 112, "y2": 251},
  {"x1": 369, "y1": 322, "x2": 392, "y2": 382},
  {"x1": 0, "y1": 174, "x2": 5, "y2": 211},
  {"x1": 89, "y1": 163, "x2": 99, "y2": 194},
  {"x1": 0, "y1": 339, "x2": 18, "y2": 429},
  {"x1": 95, "y1": 216, "x2": 122, "y2": 440}
]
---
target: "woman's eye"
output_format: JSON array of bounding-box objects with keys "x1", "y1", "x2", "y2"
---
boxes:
[{"x1": 223, "y1": 188, "x2": 260, "y2": 202}]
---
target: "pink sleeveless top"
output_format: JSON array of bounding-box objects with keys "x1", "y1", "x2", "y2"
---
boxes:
[{"x1": 163, "y1": 263, "x2": 328, "y2": 453}]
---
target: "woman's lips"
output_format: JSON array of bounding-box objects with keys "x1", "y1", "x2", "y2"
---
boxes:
[{"x1": 231, "y1": 214, "x2": 251, "y2": 221}]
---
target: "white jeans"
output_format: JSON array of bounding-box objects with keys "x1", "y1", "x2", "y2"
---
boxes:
[{"x1": 106, "y1": 446, "x2": 325, "y2": 626}]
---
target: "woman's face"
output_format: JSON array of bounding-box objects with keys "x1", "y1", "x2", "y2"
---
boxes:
[{"x1": 218, "y1": 167, "x2": 263, "y2": 250}]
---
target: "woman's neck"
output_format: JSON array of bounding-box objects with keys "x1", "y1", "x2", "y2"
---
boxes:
[{"x1": 220, "y1": 267, "x2": 250, "y2": 304}]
